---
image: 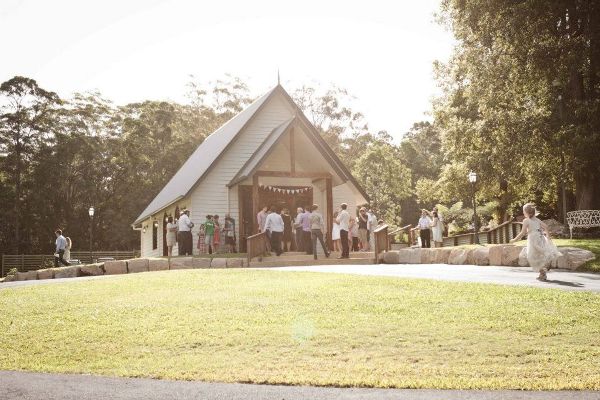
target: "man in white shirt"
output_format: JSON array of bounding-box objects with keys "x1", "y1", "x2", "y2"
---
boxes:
[
  {"x1": 177, "y1": 210, "x2": 194, "y2": 255},
  {"x1": 264, "y1": 207, "x2": 284, "y2": 256},
  {"x1": 336, "y1": 203, "x2": 351, "y2": 258},
  {"x1": 418, "y1": 209, "x2": 432, "y2": 248},
  {"x1": 54, "y1": 229, "x2": 71, "y2": 267}
]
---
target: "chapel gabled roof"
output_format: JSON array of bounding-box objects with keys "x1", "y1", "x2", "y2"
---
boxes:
[
  {"x1": 133, "y1": 87, "x2": 277, "y2": 225},
  {"x1": 133, "y1": 84, "x2": 369, "y2": 225}
]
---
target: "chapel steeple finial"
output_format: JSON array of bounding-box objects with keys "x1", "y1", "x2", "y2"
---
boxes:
[{"x1": 277, "y1": 69, "x2": 280, "y2": 86}]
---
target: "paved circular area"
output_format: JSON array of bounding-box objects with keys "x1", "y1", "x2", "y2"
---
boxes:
[
  {"x1": 2, "y1": 264, "x2": 599, "y2": 293},
  {"x1": 271, "y1": 264, "x2": 600, "y2": 292},
  {"x1": 1, "y1": 371, "x2": 599, "y2": 400}
]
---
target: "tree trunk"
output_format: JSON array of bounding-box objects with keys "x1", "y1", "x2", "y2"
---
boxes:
[
  {"x1": 14, "y1": 141, "x2": 21, "y2": 254},
  {"x1": 575, "y1": 171, "x2": 600, "y2": 210}
]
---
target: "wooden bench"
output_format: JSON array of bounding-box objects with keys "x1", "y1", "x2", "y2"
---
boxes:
[{"x1": 566, "y1": 210, "x2": 600, "y2": 239}]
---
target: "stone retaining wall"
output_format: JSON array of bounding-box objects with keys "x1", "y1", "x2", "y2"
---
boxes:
[
  {"x1": 381, "y1": 245, "x2": 594, "y2": 270},
  {"x1": 2, "y1": 257, "x2": 249, "y2": 283}
]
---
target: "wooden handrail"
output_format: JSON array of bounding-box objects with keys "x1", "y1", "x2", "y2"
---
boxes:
[
  {"x1": 387, "y1": 224, "x2": 414, "y2": 246},
  {"x1": 373, "y1": 224, "x2": 389, "y2": 264},
  {"x1": 246, "y1": 232, "x2": 268, "y2": 264},
  {"x1": 438, "y1": 217, "x2": 522, "y2": 247}
]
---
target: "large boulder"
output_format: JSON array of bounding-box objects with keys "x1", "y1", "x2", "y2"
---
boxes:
[
  {"x1": 501, "y1": 245, "x2": 524, "y2": 266},
  {"x1": 398, "y1": 248, "x2": 422, "y2": 264},
  {"x1": 170, "y1": 257, "x2": 193, "y2": 270},
  {"x1": 383, "y1": 251, "x2": 400, "y2": 264},
  {"x1": 193, "y1": 258, "x2": 212, "y2": 269},
  {"x1": 557, "y1": 247, "x2": 595, "y2": 270},
  {"x1": 104, "y1": 260, "x2": 127, "y2": 275},
  {"x1": 473, "y1": 247, "x2": 490, "y2": 266},
  {"x1": 543, "y1": 219, "x2": 568, "y2": 238},
  {"x1": 553, "y1": 252, "x2": 568, "y2": 269},
  {"x1": 127, "y1": 258, "x2": 149, "y2": 273},
  {"x1": 148, "y1": 258, "x2": 169, "y2": 271},
  {"x1": 54, "y1": 266, "x2": 80, "y2": 279},
  {"x1": 80, "y1": 263, "x2": 105, "y2": 276},
  {"x1": 16, "y1": 270, "x2": 38, "y2": 281},
  {"x1": 489, "y1": 245, "x2": 504, "y2": 266},
  {"x1": 420, "y1": 249, "x2": 436, "y2": 264},
  {"x1": 211, "y1": 258, "x2": 227, "y2": 268},
  {"x1": 227, "y1": 258, "x2": 245, "y2": 268},
  {"x1": 448, "y1": 248, "x2": 474, "y2": 265},
  {"x1": 36, "y1": 268, "x2": 55, "y2": 280},
  {"x1": 433, "y1": 248, "x2": 453, "y2": 264}
]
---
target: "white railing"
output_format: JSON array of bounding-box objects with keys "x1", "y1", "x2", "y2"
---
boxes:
[{"x1": 567, "y1": 210, "x2": 600, "y2": 239}]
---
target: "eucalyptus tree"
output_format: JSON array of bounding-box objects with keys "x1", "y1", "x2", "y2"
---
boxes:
[
  {"x1": 436, "y1": 0, "x2": 600, "y2": 217},
  {"x1": 0, "y1": 77, "x2": 61, "y2": 252}
]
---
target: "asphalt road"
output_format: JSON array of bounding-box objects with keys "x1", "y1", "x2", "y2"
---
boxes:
[
  {"x1": 271, "y1": 263, "x2": 600, "y2": 292},
  {"x1": 1, "y1": 371, "x2": 599, "y2": 400}
]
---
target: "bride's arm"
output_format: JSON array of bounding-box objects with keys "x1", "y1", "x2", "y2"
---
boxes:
[{"x1": 510, "y1": 220, "x2": 529, "y2": 243}]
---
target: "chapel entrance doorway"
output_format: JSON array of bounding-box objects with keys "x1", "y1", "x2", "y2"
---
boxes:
[{"x1": 238, "y1": 185, "x2": 313, "y2": 252}]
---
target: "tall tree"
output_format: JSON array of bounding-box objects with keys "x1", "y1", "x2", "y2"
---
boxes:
[
  {"x1": 352, "y1": 140, "x2": 412, "y2": 225},
  {"x1": 0, "y1": 77, "x2": 61, "y2": 252},
  {"x1": 437, "y1": 0, "x2": 600, "y2": 217}
]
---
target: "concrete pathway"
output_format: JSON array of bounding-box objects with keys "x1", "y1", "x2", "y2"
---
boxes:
[
  {"x1": 271, "y1": 264, "x2": 600, "y2": 292},
  {"x1": 2, "y1": 264, "x2": 600, "y2": 292},
  {"x1": 0, "y1": 274, "x2": 116, "y2": 290},
  {"x1": 1, "y1": 371, "x2": 599, "y2": 400}
]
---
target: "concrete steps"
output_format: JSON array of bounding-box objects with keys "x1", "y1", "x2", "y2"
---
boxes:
[{"x1": 249, "y1": 251, "x2": 375, "y2": 268}]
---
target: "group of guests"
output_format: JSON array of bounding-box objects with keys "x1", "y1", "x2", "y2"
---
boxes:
[
  {"x1": 417, "y1": 207, "x2": 445, "y2": 248},
  {"x1": 332, "y1": 206, "x2": 381, "y2": 253},
  {"x1": 257, "y1": 204, "x2": 381, "y2": 259},
  {"x1": 165, "y1": 209, "x2": 237, "y2": 256}
]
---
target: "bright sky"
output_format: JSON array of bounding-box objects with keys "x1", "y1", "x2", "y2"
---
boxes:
[{"x1": 0, "y1": 0, "x2": 455, "y2": 141}]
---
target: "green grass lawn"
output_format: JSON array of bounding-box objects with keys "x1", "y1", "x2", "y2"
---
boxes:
[{"x1": 1, "y1": 270, "x2": 599, "y2": 390}]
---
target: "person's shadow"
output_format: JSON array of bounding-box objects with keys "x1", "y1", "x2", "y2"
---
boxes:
[{"x1": 544, "y1": 279, "x2": 584, "y2": 288}]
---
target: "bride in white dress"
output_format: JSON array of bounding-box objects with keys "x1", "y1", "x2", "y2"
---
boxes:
[
  {"x1": 431, "y1": 211, "x2": 444, "y2": 247},
  {"x1": 510, "y1": 203, "x2": 561, "y2": 281}
]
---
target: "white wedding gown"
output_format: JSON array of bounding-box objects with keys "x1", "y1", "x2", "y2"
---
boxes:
[{"x1": 525, "y1": 218, "x2": 561, "y2": 271}]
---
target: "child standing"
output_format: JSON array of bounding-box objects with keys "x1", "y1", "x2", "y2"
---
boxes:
[
  {"x1": 197, "y1": 223, "x2": 206, "y2": 254},
  {"x1": 510, "y1": 203, "x2": 561, "y2": 281},
  {"x1": 213, "y1": 215, "x2": 221, "y2": 253},
  {"x1": 332, "y1": 211, "x2": 341, "y2": 252},
  {"x1": 203, "y1": 215, "x2": 215, "y2": 254}
]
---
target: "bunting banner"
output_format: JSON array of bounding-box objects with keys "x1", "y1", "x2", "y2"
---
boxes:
[{"x1": 259, "y1": 185, "x2": 312, "y2": 194}]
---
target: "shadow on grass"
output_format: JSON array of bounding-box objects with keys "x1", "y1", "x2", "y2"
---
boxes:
[{"x1": 545, "y1": 279, "x2": 585, "y2": 288}]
